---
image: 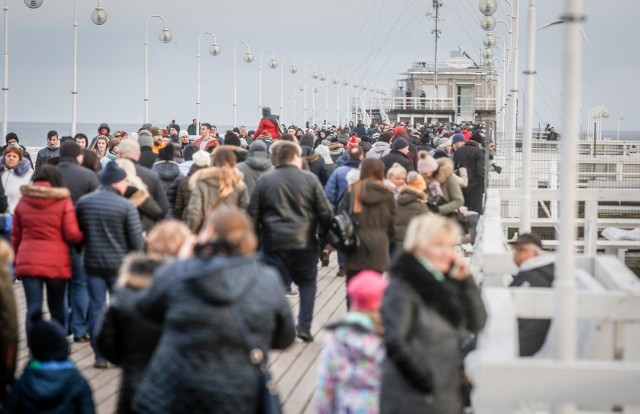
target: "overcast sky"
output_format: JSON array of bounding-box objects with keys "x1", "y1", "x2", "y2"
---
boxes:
[{"x1": 3, "y1": 0, "x2": 639, "y2": 132}]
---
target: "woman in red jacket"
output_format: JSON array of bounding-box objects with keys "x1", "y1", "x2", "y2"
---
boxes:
[
  {"x1": 12, "y1": 165, "x2": 83, "y2": 334},
  {"x1": 253, "y1": 106, "x2": 282, "y2": 139}
]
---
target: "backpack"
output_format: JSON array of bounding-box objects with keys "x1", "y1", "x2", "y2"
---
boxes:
[{"x1": 268, "y1": 115, "x2": 285, "y2": 136}]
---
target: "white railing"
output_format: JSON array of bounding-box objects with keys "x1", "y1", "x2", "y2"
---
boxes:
[{"x1": 379, "y1": 97, "x2": 497, "y2": 113}]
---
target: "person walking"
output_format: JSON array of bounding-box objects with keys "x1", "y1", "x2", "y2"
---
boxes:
[
  {"x1": 133, "y1": 208, "x2": 295, "y2": 414},
  {"x1": 236, "y1": 140, "x2": 273, "y2": 197},
  {"x1": 75, "y1": 162, "x2": 144, "y2": 368},
  {"x1": 151, "y1": 145, "x2": 183, "y2": 218},
  {"x1": 1, "y1": 144, "x2": 33, "y2": 214},
  {"x1": 453, "y1": 133, "x2": 485, "y2": 214},
  {"x1": 175, "y1": 150, "x2": 210, "y2": 222},
  {"x1": 35, "y1": 130, "x2": 60, "y2": 167}
]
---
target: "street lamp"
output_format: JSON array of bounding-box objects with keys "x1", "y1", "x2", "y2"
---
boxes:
[
  {"x1": 279, "y1": 55, "x2": 297, "y2": 124},
  {"x1": 343, "y1": 76, "x2": 350, "y2": 126},
  {"x1": 479, "y1": 0, "x2": 497, "y2": 15},
  {"x1": 303, "y1": 63, "x2": 318, "y2": 127},
  {"x1": 144, "y1": 15, "x2": 172, "y2": 123},
  {"x1": 258, "y1": 49, "x2": 277, "y2": 120},
  {"x1": 23, "y1": 0, "x2": 42, "y2": 8},
  {"x1": 196, "y1": 32, "x2": 220, "y2": 129},
  {"x1": 293, "y1": 80, "x2": 304, "y2": 126},
  {"x1": 324, "y1": 70, "x2": 339, "y2": 126},
  {"x1": 233, "y1": 41, "x2": 253, "y2": 127},
  {"x1": 481, "y1": 15, "x2": 497, "y2": 31},
  {"x1": 71, "y1": 0, "x2": 107, "y2": 136}
]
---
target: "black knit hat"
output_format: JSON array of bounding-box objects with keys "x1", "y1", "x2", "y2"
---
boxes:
[
  {"x1": 5, "y1": 132, "x2": 18, "y2": 143},
  {"x1": 392, "y1": 137, "x2": 409, "y2": 151},
  {"x1": 28, "y1": 314, "x2": 69, "y2": 361},
  {"x1": 99, "y1": 161, "x2": 127, "y2": 185},
  {"x1": 60, "y1": 140, "x2": 82, "y2": 158},
  {"x1": 223, "y1": 132, "x2": 241, "y2": 147},
  {"x1": 158, "y1": 144, "x2": 175, "y2": 161}
]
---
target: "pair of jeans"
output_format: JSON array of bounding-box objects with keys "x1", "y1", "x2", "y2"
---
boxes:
[
  {"x1": 262, "y1": 249, "x2": 319, "y2": 333},
  {"x1": 21, "y1": 277, "x2": 68, "y2": 334},
  {"x1": 86, "y1": 274, "x2": 117, "y2": 361},
  {"x1": 68, "y1": 248, "x2": 89, "y2": 338}
]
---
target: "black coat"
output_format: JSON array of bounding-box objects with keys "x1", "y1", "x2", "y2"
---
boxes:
[
  {"x1": 381, "y1": 253, "x2": 486, "y2": 414},
  {"x1": 381, "y1": 150, "x2": 413, "y2": 175},
  {"x1": 96, "y1": 255, "x2": 164, "y2": 414},
  {"x1": 151, "y1": 161, "x2": 183, "y2": 218},
  {"x1": 453, "y1": 141, "x2": 485, "y2": 188},
  {"x1": 57, "y1": 157, "x2": 99, "y2": 204},
  {"x1": 133, "y1": 163, "x2": 168, "y2": 231},
  {"x1": 133, "y1": 255, "x2": 296, "y2": 414},
  {"x1": 248, "y1": 164, "x2": 334, "y2": 252},
  {"x1": 139, "y1": 148, "x2": 157, "y2": 170}
]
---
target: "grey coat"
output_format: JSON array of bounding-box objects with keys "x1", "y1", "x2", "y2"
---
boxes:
[
  {"x1": 236, "y1": 152, "x2": 273, "y2": 197},
  {"x1": 380, "y1": 253, "x2": 486, "y2": 414},
  {"x1": 133, "y1": 255, "x2": 296, "y2": 414}
]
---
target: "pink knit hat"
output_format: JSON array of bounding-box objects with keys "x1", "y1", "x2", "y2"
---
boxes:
[
  {"x1": 347, "y1": 270, "x2": 388, "y2": 311},
  {"x1": 417, "y1": 151, "x2": 438, "y2": 175}
]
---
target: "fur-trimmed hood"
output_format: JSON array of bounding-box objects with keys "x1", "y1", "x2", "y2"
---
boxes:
[
  {"x1": 0, "y1": 158, "x2": 32, "y2": 177},
  {"x1": 397, "y1": 185, "x2": 426, "y2": 205},
  {"x1": 117, "y1": 253, "x2": 164, "y2": 289},
  {"x1": 435, "y1": 157, "x2": 455, "y2": 184},
  {"x1": 188, "y1": 166, "x2": 244, "y2": 191},
  {"x1": 20, "y1": 183, "x2": 70, "y2": 199}
]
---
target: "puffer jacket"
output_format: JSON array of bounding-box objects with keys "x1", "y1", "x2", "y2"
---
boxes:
[
  {"x1": 324, "y1": 159, "x2": 361, "y2": 210},
  {"x1": 434, "y1": 157, "x2": 464, "y2": 216},
  {"x1": 12, "y1": 182, "x2": 83, "y2": 278},
  {"x1": 175, "y1": 164, "x2": 207, "y2": 222},
  {"x1": 380, "y1": 253, "x2": 487, "y2": 414},
  {"x1": 236, "y1": 152, "x2": 273, "y2": 197},
  {"x1": 151, "y1": 161, "x2": 183, "y2": 218},
  {"x1": 186, "y1": 166, "x2": 249, "y2": 233},
  {"x1": 248, "y1": 164, "x2": 334, "y2": 252},
  {"x1": 0, "y1": 159, "x2": 33, "y2": 213},
  {"x1": 133, "y1": 255, "x2": 296, "y2": 414},
  {"x1": 315, "y1": 312, "x2": 385, "y2": 414},
  {"x1": 96, "y1": 254, "x2": 164, "y2": 414},
  {"x1": 35, "y1": 146, "x2": 60, "y2": 167},
  {"x1": 340, "y1": 180, "x2": 395, "y2": 272},
  {"x1": 366, "y1": 141, "x2": 391, "y2": 160},
  {"x1": 393, "y1": 186, "x2": 428, "y2": 244},
  {"x1": 303, "y1": 149, "x2": 330, "y2": 185}
]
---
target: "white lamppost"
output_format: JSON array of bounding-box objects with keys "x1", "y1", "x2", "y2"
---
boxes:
[
  {"x1": 196, "y1": 32, "x2": 220, "y2": 129},
  {"x1": 325, "y1": 70, "x2": 338, "y2": 126},
  {"x1": 279, "y1": 56, "x2": 297, "y2": 124},
  {"x1": 233, "y1": 41, "x2": 253, "y2": 127},
  {"x1": 343, "y1": 76, "x2": 350, "y2": 126},
  {"x1": 617, "y1": 110, "x2": 623, "y2": 140},
  {"x1": 258, "y1": 49, "x2": 277, "y2": 119},
  {"x1": 144, "y1": 15, "x2": 172, "y2": 124},
  {"x1": 294, "y1": 80, "x2": 304, "y2": 126},
  {"x1": 303, "y1": 63, "x2": 318, "y2": 128},
  {"x1": 70, "y1": 0, "x2": 107, "y2": 137}
]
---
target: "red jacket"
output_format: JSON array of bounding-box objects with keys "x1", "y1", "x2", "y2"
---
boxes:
[
  {"x1": 12, "y1": 182, "x2": 83, "y2": 279},
  {"x1": 461, "y1": 129, "x2": 471, "y2": 141},
  {"x1": 254, "y1": 118, "x2": 281, "y2": 139},
  {"x1": 192, "y1": 136, "x2": 220, "y2": 152}
]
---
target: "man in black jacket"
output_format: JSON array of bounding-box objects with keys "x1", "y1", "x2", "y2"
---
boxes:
[
  {"x1": 509, "y1": 233, "x2": 555, "y2": 356},
  {"x1": 57, "y1": 141, "x2": 99, "y2": 342},
  {"x1": 76, "y1": 162, "x2": 144, "y2": 367},
  {"x1": 118, "y1": 140, "x2": 168, "y2": 231},
  {"x1": 381, "y1": 137, "x2": 413, "y2": 174},
  {"x1": 453, "y1": 132, "x2": 485, "y2": 214},
  {"x1": 248, "y1": 142, "x2": 334, "y2": 342}
]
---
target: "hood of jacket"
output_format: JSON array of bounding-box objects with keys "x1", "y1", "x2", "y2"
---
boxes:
[
  {"x1": 18, "y1": 361, "x2": 81, "y2": 409},
  {"x1": 188, "y1": 165, "x2": 244, "y2": 191},
  {"x1": 435, "y1": 157, "x2": 455, "y2": 184},
  {"x1": 181, "y1": 255, "x2": 262, "y2": 304},
  {"x1": 370, "y1": 141, "x2": 391, "y2": 155},
  {"x1": 244, "y1": 152, "x2": 272, "y2": 171},
  {"x1": 325, "y1": 312, "x2": 383, "y2": 361},
  {"x1": 397, "y1": 186, "x2": 426, "y2": 206},
  {"x1": 98, "y1": 123, "x2": 110, "y2": 134},
  {"x1": 20, "y1": 182, "x2": 70, "y2": 209},
  {"x1": 328, "y1": 142, "x2": 345, "y2": 155},
  {"x1": 117, "y1": 253, "x2": 164, "y2": 289},
  {"x1": 152, "y1": 161, "x2": 182, "y2": 182},
  {"x1": 519, "y1": 254, "x2": 555, "y2": 272},
  {"x1": 360, "y1": 180, "x2": 394, "y2": 206},
  {"x1": 0, "y1": 158, "x2": 31, "y2": 176}
]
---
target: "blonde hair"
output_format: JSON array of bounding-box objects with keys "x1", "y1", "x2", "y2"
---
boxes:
[
  {"x1": 403, "y1": 213, "x2": 462, "y2": 253},
  {"x1": 116, "y1": 159, "x2": 147, "y2": 191},
  {"x1": 386, "y1": 162, "x2": 407, "y2": 180},
  {"x1": 145, "y1": 220, "x2": 191, "y2": 258}
]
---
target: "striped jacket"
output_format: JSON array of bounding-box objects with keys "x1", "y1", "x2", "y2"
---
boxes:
[{"x1": 76, "y1": 186, "x2": 144, "y2": 276}]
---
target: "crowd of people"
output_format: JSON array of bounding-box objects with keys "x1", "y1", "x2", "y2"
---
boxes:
[{"x1": 0, "y1": 113, "x2": 503, "y2": 413}]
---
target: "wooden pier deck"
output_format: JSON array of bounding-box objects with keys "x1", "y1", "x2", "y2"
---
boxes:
[{"x1": 12, "y1": 255, "x2": 346, "y2": 414}]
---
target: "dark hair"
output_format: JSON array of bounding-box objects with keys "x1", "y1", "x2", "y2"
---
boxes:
[
  {"x1": 47, "y1": 130, "x2": 58, "y2": 139},
  {"x1": 201, "y1": 123, "x2": 212, "y2": 131},
  {"x1": 275, "y1": 142, "x2": 300, "y2": 166},
  {"x1": 32, "y1": 164, "x2": 64, "y2": 187},
  {"x1": 212, "y1": 147, "x2": 237, "y2": 168},
  {"x1": 280, "y1": 133, "x2": 296, "y2": 142},
  {"x1": 360, "y1": 159, "x2": 385, "y2": 182},
  {"x1": 158, "y1": 144, "x2": 175, "y2": 161},
  {"x1": 81, "y1": 149, "x2": 100, "y2": 172},
  {"x1": 347, "y1": 146, "x2": 363, "y2": 160},
  {"x1": 59, "y1": 141, "x2": 82, "y2": 158},
  {"x1": 73, "y1": 133, "x2": 87, "y2": 142},
  {"x1": 378, "y1": 132, "x2": 392, "y2": 143},
  {"x1": 182, "y1": 144, "x2": 198, "y2": 162}
]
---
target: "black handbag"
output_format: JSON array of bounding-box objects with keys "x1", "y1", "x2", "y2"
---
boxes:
[
  {"x1": 231, "y1": 304, "x2": 282, "y2": 414},
  {"x1": 329, "y1": 190, "x2": 360, "y2": 253}
]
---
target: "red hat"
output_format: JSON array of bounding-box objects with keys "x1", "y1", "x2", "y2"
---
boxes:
[
  {"x1": 392, "y1": 125, "x2": 406, "y2": 137},
  {"x1": 347, "y1": 136, "x2": 359, "y2": 149},
  {"x1": 347, "y1": 270, "x2": 388, "y2": 311}
]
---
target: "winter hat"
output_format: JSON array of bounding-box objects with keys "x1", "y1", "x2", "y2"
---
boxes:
[
  {"x1": 248, "y1": 140, "x2": 268, "y2": 154},
  {"x1": 470, "y1": 132, "x2": 485, "y2": 145},
  {"x1": 60, "y1": 140, "x2": 82, "y2": 158},
  {"x1": 299, "y1": 132, "x2": 316, "y2": 148},
  {"x1": 437, "y1": 138, "x2": 452, "y2": 150},
  {"x1": 417, "y1": 151, "x2": 438, "y2": 175},
  {"x1": 314, "y1": 144, "x2": 333, "y2": 164},
  {"x1": 99, "y1": 160, "x2": 127, "y2": 185},
  {"x1": 392, "y1": 137, "x2": 409, "y2": 151},
  {"x1": 5, "y1": 132, "x2": 18, "y2": 143},
  {"x1": 192, "y1": 150, "x2": 211, "y2": 167},
  {"x1": 224, "y1": 132, "x2": 241, "y2": 148},
  {"x1": 451, "y1": 133, "x2": 466, "y2": 145},
  {"x1": 179, "y1": 130, "x2": 189, "y2": 138},
  {"x1": 141, "y1": 123, "x2": 152, "y2": 131},
  {"x1": 183, "y1": 144, "x2": 198, "y2": 161},
  {"x1": 28, "y1": 314, "x2": 69, "y2": 361},
  {"x1": 158, "y1": 144, "x2": 175, "y2": 161},
  {"x1": 347, "y1": 136, "x2": 359, "y2": 149},
  {"x1": 392, "y1": 125, "x2": 406, "y2": 137},
  {"x1": 138, "y1": 130, "x2": 153, "y2": 148},
  {"x1": 169, "y1": 124, "x2": 180, "y2": 133},
  {"x1": 347, "y1": 270, "x2": 388, "y2": 311},
  {"x1": 406, "y1": 171, "x2": 427, "y2": 192},
  {"x1": 4, "y1": 144, "x2": 22, "y2": 160}
]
